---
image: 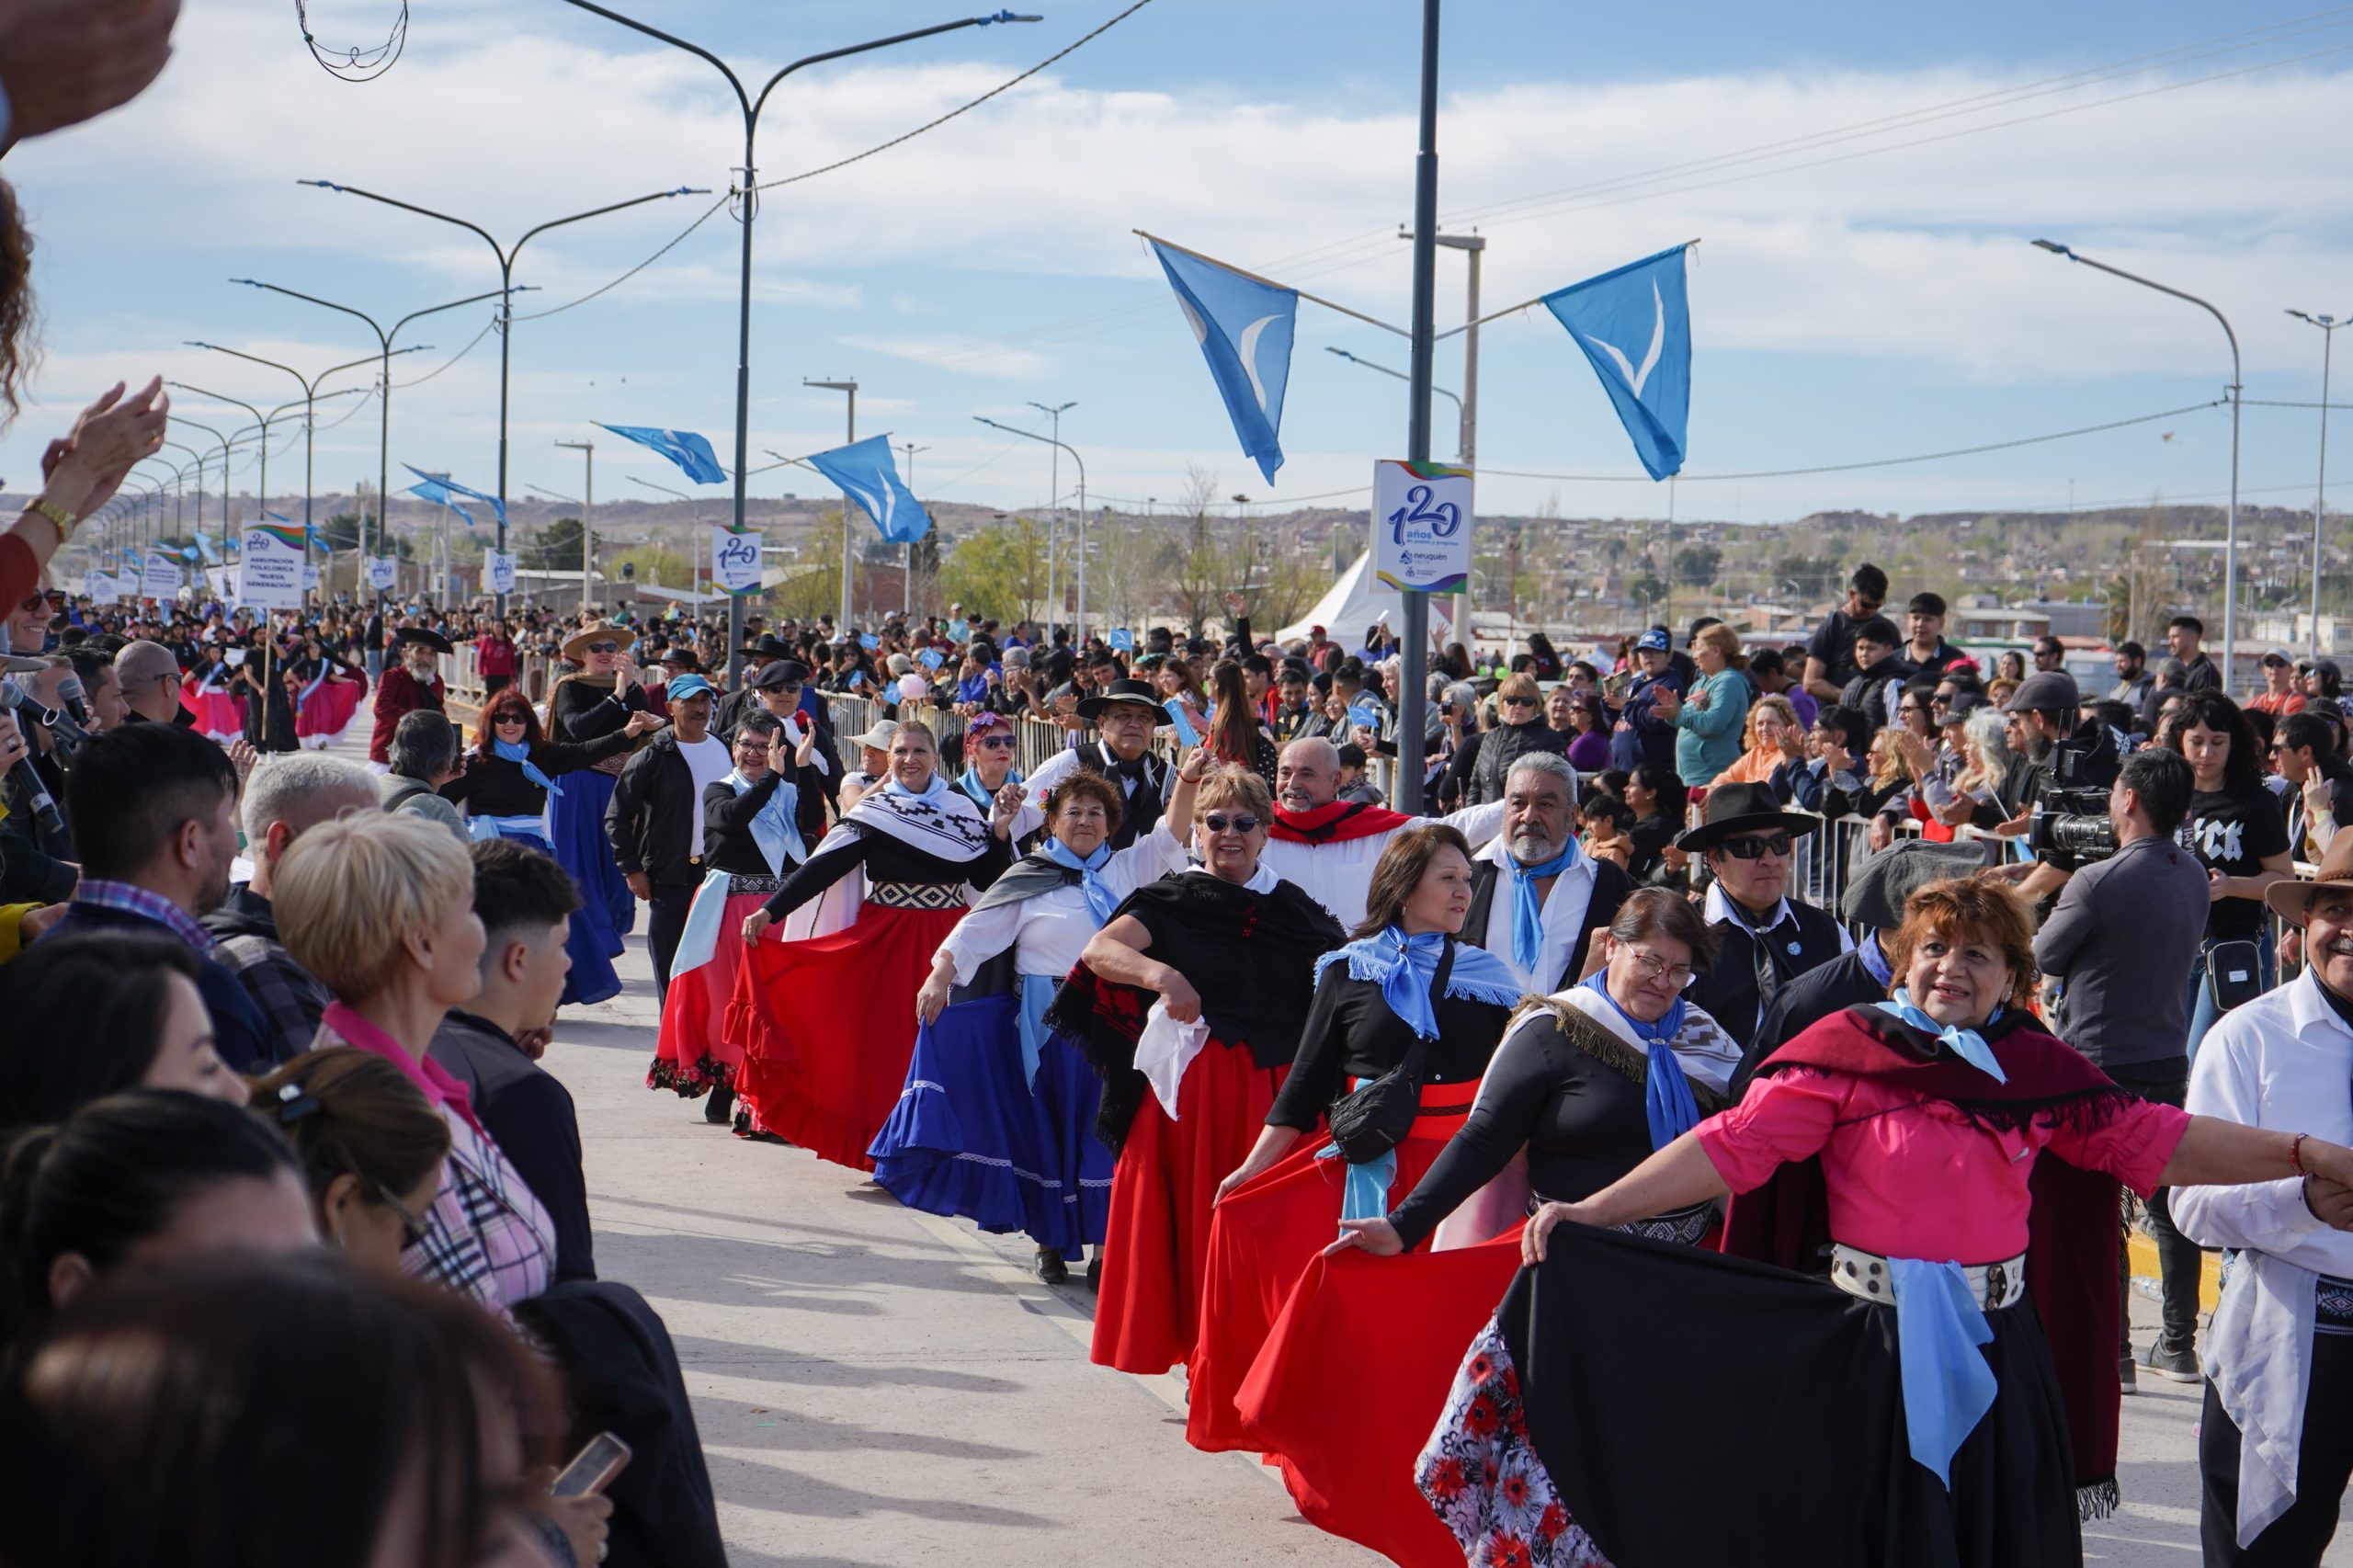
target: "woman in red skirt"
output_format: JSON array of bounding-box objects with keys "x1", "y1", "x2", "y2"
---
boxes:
[
  {"x1": 1187, "y1": 823, "x2": 1520, "y2": 1452},
  {"x1": 1045, "y1": 765, "x2": 1346, "y2": 1375},
  {"x1": 728, "y1": 721, "x2": 1017, "y2": 1168},
  {"x1": 1237, "y1": 888, "x2": 1740, "y2": 1568}
]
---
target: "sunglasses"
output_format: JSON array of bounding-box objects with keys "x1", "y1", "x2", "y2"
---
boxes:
[
  {"x1": 583, "y1": 642, "x2": 620, "y2": 655},
  {"x1": 1201, "y1": 813, "x2": 1261, "y2": 835},
  {"x1": 1500, "y1": 695, "x2": 1538, "y2": 709},
  {"x1": 494, "y1": 712, "x2": 529, "y2": 726},
  {"x1": 977, "y1": 735, "x2": 1017, "y2": 751},
  {"x1": 17, "y1": 591, "x2": 62, "y2": 612},
  {"x1": 1716, "y1": 831, "x2": 1795, "y2": 859}
]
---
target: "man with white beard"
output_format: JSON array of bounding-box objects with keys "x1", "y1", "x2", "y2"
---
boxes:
[
  {"x1": 1254, "y1": 736, "x2": 1506, "y2": 930},
  {"x1": 1461, "y1": 753, "x2": 1632, "y2": 994}
]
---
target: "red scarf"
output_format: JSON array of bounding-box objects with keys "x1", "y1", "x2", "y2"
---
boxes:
[
  {"x1": 1267, "y1": 799, "x2": 1414, "y2": 845},
  {"x1": 1723, "y1": 1006, "x2": 2134, "y2": 1511}
]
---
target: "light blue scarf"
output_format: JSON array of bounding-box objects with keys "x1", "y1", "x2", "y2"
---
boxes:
[
  {"x1": 1875, "y1": 987, "x2": 2007, "y2": 1083},
  {"x1": 958, "y1": 763, "x2": 1022, "y2": 815},
  {"x1": 1040, "y1": 836, "x2": 1118, "y2": 926},
  {"x1": 1316, "y1": 926, "x2": 1525, "y2": 1041},
  {"x1": 883, "y1": 769, "x2": 950, "y2": 805},
  {"x1": 727, "y1": 769, "x2": 804, "y2": 875},
  {"x1": 1578, "y1": 970, "x2": 1699, "y2": 1149},
  {"x1": 493, "y1": 738, "x2": 562, "y2": 799},
  {"x1": 1507, "y1": 842, "x2": 1579, "y2": 974},
  {"x1": 1888, "y1": 1257, "x2": 2000, "y2": 1488}
]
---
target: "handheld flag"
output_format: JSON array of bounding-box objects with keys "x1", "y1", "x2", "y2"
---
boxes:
[
  {"x1": 406, "y1": 478, "x2": 475, "y2": 528},
  {"x1": 1148, "y1": 240, "x2": 1295, "y2": 484},
  {"x1": 804, "y1": 435, "x2": 932, "y2": 545},
  {"x1": 596, "y1": 424, "x2": 727, "y2": 485},
  {"x1": 1108, "y1": 628, "x2": 1134, "y2": 653},
  {"x1": 402, "y1": 464, "x2": 506, "y2": 528},
  {"x1": 1540, "y1": 244, "x2": 1694, "y2": 481}
]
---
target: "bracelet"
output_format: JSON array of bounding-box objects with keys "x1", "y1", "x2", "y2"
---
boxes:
[
  {"x1": 2291, "y1": 1131, "x2": 2312, "y2": 1176},
  {"x1": 24, "y1": 496, "x2": 74, "y2": 545}
]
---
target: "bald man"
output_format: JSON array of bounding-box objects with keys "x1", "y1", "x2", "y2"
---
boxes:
[
  {"x1": 1254, "y1": 735, "x2": 1506, "y2": 928},
  {"x1": 113, "y1": 639, "x2": 190, "y2": 727}
]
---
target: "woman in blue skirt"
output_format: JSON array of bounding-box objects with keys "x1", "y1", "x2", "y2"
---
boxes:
[
  {"x1": 874, "y1": 747, "x2": 1205, "y2": 1283},
  {"x1": 445, "y1": 683, "x2": 665, "y2": 1005},
  {"x1": 546, "y1": 623, "x2": 662, "y2": 965}
]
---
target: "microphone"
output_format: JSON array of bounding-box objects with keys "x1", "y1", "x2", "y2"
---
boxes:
[
  {"x1": 0, "y1": 680, "x2": 63, "y2": 839},
  {"x1": 55, "y1": 674, "x2": 91, "y2": 732}
]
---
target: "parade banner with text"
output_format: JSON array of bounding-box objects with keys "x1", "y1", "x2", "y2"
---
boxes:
[
  {"x1": 238, "y1": 524, "x2": 306, "y2": 609},
  {"x1": 711, "y1": 527, "x2": 762, "y2": 595},
  {"x1": 1371, "y1": 460, "x2": 1472, "y2": 596}
]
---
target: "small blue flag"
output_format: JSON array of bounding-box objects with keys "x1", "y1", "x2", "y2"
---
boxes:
[
  {"x1": 1347, "y1": 700, "x2": 1385, "y2": 731},
  {"x1": 859, "y1": 633, "x2": 880, "y2": 650},
  {"x1": 805, "y1": 435, "x2": 932, "y2": 544},
  {"x1": 848, "y1": 670, "x2": 865, "y2": 687},
  {"x1": 1163, "y1": 698, "x2": 1202, "y2": 745},
  {"x1": 402, "y1": 464, "x2": 506, "y2": 528},
  {"x1": 1541, "y1": 244, "x2": 1694, "y2": 482},
  {"x1": 1148, "y1": 240, "x2": 1295, "y2": 484},
  {"x1": 917, "y1": 647, "x2": 944, "y2": 670},
  {"x1": 1108, "y1": 628, "x2": 1134, "y2": 653},
  {"x1": 597, "y1": 424, "x2": 727, "y2": 485}
]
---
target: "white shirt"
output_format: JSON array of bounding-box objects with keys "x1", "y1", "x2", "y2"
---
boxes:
[
  {"x1": 678, "y1": 734, "x2": 733, "y2": 855},
  {"x1": 2175, "y1": 969, "x2": 2353, "y2": 1546},
  {"x1": 1474, "y1": 835, "x2": 1599, "y2": 994},
  {"x1": 1024, "y1": 742, "x2": 1170, "y2": 821},
  {"x1": 1701, "y1": 880, "x2": 1855, "y2": 956},
  {"x1": 936, "y1": 820, "x2": 1188, "y2": 983},
  {"x1": 1259, "y1": 800, "x2": 1507, "y2": 931}
]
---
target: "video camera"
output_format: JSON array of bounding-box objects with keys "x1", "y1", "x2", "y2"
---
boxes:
[{"x1": 2024, "y1": 736, "x2": 2118, "y2": 862}]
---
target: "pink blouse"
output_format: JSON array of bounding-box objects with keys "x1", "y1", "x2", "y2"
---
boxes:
[{"x1": 1696, "y1": 1066, "x2": 2191, "y2": 1263}]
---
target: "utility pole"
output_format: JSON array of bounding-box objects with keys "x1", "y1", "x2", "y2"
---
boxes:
[
  {"x1": 2290, "y1": 310, "x2": 2347, "y2": 656},
  {"x1": 806, "y1": 378, "x2": 858, "y2": 630},
  {"x1": 899, "y1": 440, "x2": 928, "y2": 619},
  {"x1": 1404, "y1": 226, "x2": 1483, "y2": 642},
  {"x1": 1029, "y1": 401, "x2": 1074, "y2": 639},
  {"x1": 1397, "y1": 0, "x2": 1442, "y2": 812},
  {"x1": 557, "y1": 437, "x2": 596, "y2": 615}
]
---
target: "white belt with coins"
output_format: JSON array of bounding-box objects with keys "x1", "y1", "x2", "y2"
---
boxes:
[{"x1": 1830, "y1": 1243, "x2": 2026, "y2": 1311}]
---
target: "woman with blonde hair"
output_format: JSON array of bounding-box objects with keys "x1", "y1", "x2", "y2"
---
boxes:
[
  {"x1": 1456, "y1": 671, "x2": 1571, "y2": 808},
  {"x1": 1050, "y1": 764, "x2": 1346, "y2": 1376},
  {"x1": 1718, "y1": 693, "x2": 1802, "y2": 785},
  {"x1": 274, "y1": 811, "x2": 555, "y2": 1311}
]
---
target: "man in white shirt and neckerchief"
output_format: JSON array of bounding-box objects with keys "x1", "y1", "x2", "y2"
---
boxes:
[
  {"x1": 1464, "y1": 752, "x2": 1633, "y2": 994},
  {"x1": 2177, "y1": 838, "x2": 2353, "y2": 1565},
  {"x1": 1256, "y1": 736, "x2": 1506, "y2": 930}
]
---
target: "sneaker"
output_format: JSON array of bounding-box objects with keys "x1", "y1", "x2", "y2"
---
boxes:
[
  {"x1": 2136, "y1": 1340, "x2": 2200, "y2": 1384},
  {"x1": 2119, "y1": 1355, "x2": 2138, "y2": 1395},
  {"x1": 1035, "y1": 1247, "x2": 1069, "y2": 1285}
]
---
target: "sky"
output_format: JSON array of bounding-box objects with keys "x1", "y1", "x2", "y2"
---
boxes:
[{"x1": 8, "y1": 0, "x2": 2353, "y2": 538}]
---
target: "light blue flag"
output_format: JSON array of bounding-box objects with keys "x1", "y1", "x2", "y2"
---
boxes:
[
  {"x1": 1540, "y1": 243, "x2": 1694, "y2": 482},
  {"x1": 1108, "y1": 628, "x2": 1134, "y2": 653},
  {"x1": 193, "y1": 535, "x2": 220, "y2": 563},
  {"x1": 596, "y1": 424, "x2": 727, "y2": 485},
  {"x1": 805, "y1": 435, "x2": 933, "y2": 544},
  {"x1": 405, "y1": 478, "x2": 475, "y2": 528},
  {"x1": 402, "y1": 463, "x2": 506, "y2": 528},
  {"x1": 1148, "y1": 240, "x2": 1295, "y2": 484}
]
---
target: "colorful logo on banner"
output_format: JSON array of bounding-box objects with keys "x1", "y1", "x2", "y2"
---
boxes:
[
  {"x1": 483, "y1": 551, "x2": 517, "y2": 596},
  {"x1": 237, "y1": 525, "x2": 307, "y2": 609},
  {"x1": 84, "y1": 571, "x2": 119, "y2": 605},
  {"x1": 368, "y1": 557, "x2": 397, "y2": 591},
  {"x1": 1371, "y1": 460, "x2": 1472, "y2": 596},
  {"x1": 710, "y1": 528, "x2": 763, "y2": 595}
]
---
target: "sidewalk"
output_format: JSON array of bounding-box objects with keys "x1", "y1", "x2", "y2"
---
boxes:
[{"x1": 549, "y1": 934, "x2": 2351, "y2": 1565}]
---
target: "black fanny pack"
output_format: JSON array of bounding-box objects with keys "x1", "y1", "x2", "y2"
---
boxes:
[{"x1": 1324, "y1": 941, "x2": 1453, "y2": 1165}]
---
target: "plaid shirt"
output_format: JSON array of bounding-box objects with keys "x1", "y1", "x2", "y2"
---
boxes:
[
  {"x1": 69, "y1": 880, "x2": 216, "y2": 953},
  {"x1": 313, "y1": 1005, "x2": 554, "y2": 1311},
  {"x1": 215, "y1": 935, "x2": 330, "y2": 1063}
]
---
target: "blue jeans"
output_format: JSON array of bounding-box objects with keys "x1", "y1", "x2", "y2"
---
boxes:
[{"x1": 2187, "y1": 936, "x2": 2278, "y2": 1061}]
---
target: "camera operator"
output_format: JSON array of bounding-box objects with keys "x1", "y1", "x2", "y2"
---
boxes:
[
  {"x1": 2033, "y1": 746, "x2": 2211, "y2": 1386},
  {"x1": 1994, "y1": 669, "x2": 2120, "y2": 902}
]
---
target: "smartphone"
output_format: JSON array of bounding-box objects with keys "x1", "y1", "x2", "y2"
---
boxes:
[{"x1": 551, "y1": 1432, "x2": 632, "y2": 1499}]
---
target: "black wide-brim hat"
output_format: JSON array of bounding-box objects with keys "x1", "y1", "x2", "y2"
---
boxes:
[
  {"x1": 394, "y1": 627, "x2": 453, "y2": 656},
  {"x1": 1674, "y1": 779, "x2": 1822, "y2": 853},
  {"x1": 1076, "y1": 677, "x2": 1165, "y2": 722}
]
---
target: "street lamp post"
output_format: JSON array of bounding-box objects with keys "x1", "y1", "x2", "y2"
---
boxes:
[
  {"x1": 2033, "y1": 239, "x2": 2244, "y2": 683},
  {"x1": 630, "y1": 476, "x2": 704, "y2": 611},
  {"x1": 1028, "y1": 400, "x2": 1074, "y2": 639},
  {"x1": 805, "y1": 379, "x2": 859, "y2": 628},
  {"x1": 231, "y1": 280, "x2": 517, "y2": 604},
  {"x1": 973, "y1": 415, "x2": 1088, "y2": 640},
  {"x1": 556, "y1": 438, "x2": 597, "y2": 614},
  {"x1": 184, "y1": 343, "x2": 427, "y2": 603},
  {"x1": 1393, "y1": 0, "x2": 1445, "y2": 812},
  {"x1": 899, "y1": 441, "x2": 929, "y2": 619},
  {"x1": 549, "y1": 0, "x2": 1040, "y2": 682},
  {"x1": 298, "y1": 180, "x2": 709, "y2": 611},
  {"x1": 2290, "y1": 309, "x2": 2348, "y2": 658}
]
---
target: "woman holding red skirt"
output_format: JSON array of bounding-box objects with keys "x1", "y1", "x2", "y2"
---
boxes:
[
  {"x1": 1046, "y1": 765, "x2": 1345, "y2": 1375},
  {"x1": 1187, "y1": 823, "x2": 1520, "y2": 1453},
  {"x1": 728, "y1": 721, "x2": 1017, "y2": 1168}
]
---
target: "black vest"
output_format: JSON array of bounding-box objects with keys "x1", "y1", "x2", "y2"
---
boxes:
[
  {"x1": 1686, "y1": 896, "x2": 1848, "y2": 1050},
  {"x1": 1074, "y1": 743, "x2": 1170, "y2": 850},
  {"x1": 1462, "y1": 854, "x2": 1633, "y2": 994}
]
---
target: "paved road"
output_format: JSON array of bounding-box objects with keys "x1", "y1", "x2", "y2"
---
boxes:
[{"x1": 546, "y1": 932, "x2": 2348, "y2": 1566}]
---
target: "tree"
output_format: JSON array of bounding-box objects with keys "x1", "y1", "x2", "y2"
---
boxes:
[
  {"x1": 1088, "y1": 508, "x2": 1174, "y2": 637},
  {"x1": 529, "y1": 517, "x2": 585, "y2": 571},
  {"x1": 1167, "y1": 465, "x2": 1226, "y2": 635},
  {"x1": 321, "y1": 511, "x2": 365, "y2": 553},
  {"x1": 940, "y1": 516, "x2": 1050, "y2": 626},
  {"x1": 1674, "y1": 542, "x2": 1722, "y2": 589}
]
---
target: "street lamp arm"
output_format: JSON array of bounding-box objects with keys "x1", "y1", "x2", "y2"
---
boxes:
[
  {"x1": 301, "y1": 180, "x2": 508, "y2": 267},
  {"x1": 320, "y1": 345, "x2": 429, "y2": 395},
  {"x1": 972, "y1": 414, "x2": 1085, "y2": 490},
  {"x1": 166, "y1": 382, "x2": 267, "y2": 428},
  {"x1": 233, "y1": 279, "x2": 389, "y2": 351},
  {"x1": 751, "y1": 14, "x2": 1025, "y2": 122},
  {"x1": 2031, "y1": 241, "x2": 2240, "y2": 381},
  {"x1": 187, "y1": 342, "x2": 308, "y2": 399},
  {"x1": 391, "y1": 287, "x2": 517, "y2": 344},
  {"x1": 512, "y1": 187, "x2": 712, "y2": 263},
  {"x1": 553, "y1": 0, "x2": 751, "y2": 115}
]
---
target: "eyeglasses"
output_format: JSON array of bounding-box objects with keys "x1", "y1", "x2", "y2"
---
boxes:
[
  {"x1": 1621, "y1": 946, "x2": 1698, "y2": 990},
  {"x1": 371, "y1": 1179, "x2": 432, "y2": 1251},
  {"x1": 1201, "y1": 812, "x2": 1261, "y2": 835},
  {"x1": 1716, "y1": 831, "x2": 1794, "y2": 859}
]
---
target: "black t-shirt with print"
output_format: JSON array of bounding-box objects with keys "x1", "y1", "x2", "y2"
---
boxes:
[
  {"x1": 1805, "y1": 609, "x2": 1863, "y2": 689},
  {"x1": 2186, "y1": 783, "x2": 2290, "y2": 940}
]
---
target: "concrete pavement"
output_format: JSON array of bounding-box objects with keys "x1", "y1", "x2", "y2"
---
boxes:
[{"x1": 546, "y1": 932, "x2": 2350, "y2": 1566}]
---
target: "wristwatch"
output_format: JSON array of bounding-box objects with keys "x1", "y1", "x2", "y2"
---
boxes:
[{"x1": 25, "y1": 496, "x2": 75, "y2": 543}]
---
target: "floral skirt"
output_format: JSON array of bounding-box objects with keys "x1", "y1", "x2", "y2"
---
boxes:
[
  {"x1": 1186, "y1": 1079, "x2": 1479, "y2": 1454},
  {"x1": 1089, "y1": 1041, "x2": 1286, "y2": 1376}
]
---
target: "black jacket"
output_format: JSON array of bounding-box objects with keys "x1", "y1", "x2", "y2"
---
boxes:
[
  {"x1": 701, "y1": 767, "x2": 825, "y2": 875},
  {"x1": 607, "y1": 730, "x2": 728, "y2": 887},
  {"x1": 1459, "y1": 719, "x2": 1572, "y2": 808},
  {"x1": 1685, "y1": 894, "x2": 1849, "y2": 1050},
  {"x1": 427, "y1": 1010, "x2": 596, "y2": 1286},
  {"x1": 1734, "y1": 946, "x2": 1888, "y2": 1096},
  {"x1": 1462, "y1": 853, "x2": 1634, "y2": 991}
]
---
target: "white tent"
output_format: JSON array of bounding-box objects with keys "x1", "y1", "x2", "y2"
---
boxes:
[{"x1": 1275, "y1": 548, "x2": 1452, "y2": 648}]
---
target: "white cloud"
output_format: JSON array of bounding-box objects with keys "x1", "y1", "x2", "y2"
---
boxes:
[{"x1": 840, "y1": 335, "x2": 1054, "y2": 381}]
